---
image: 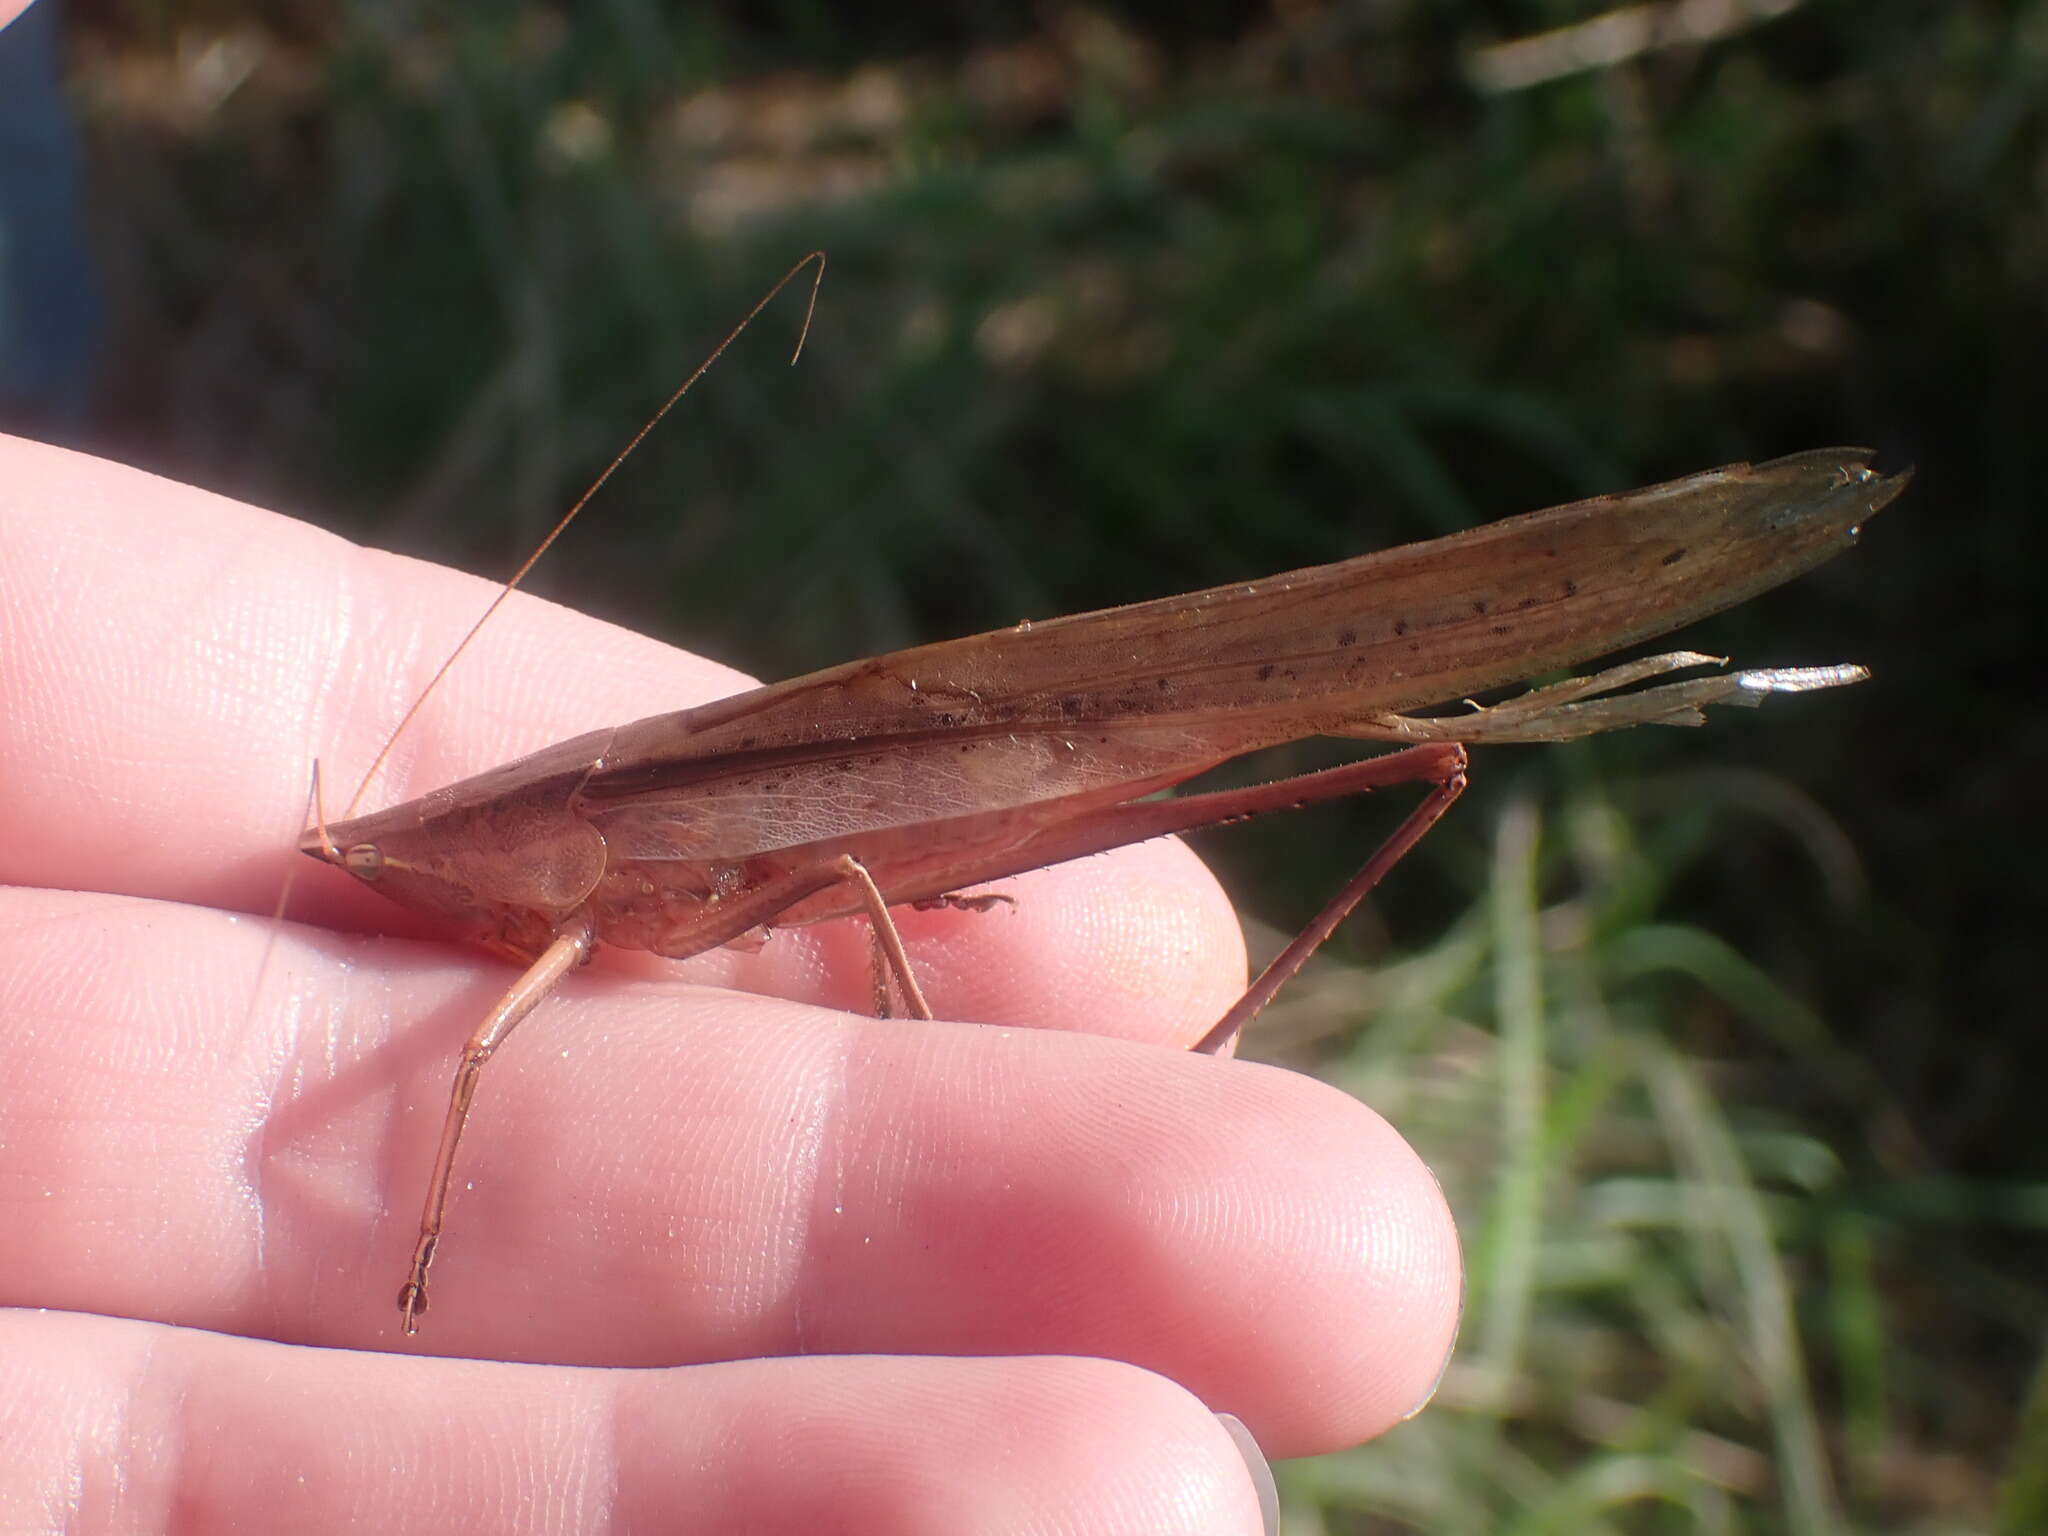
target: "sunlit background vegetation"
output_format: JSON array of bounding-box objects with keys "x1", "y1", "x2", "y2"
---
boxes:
[{"x1": 4, "y1": 1, "x2": 2041, "y2": 1530}]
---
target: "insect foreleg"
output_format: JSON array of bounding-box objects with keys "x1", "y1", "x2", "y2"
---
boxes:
[{"x1": 399, "y1": 913, "x2": 597, "y2": 1334}]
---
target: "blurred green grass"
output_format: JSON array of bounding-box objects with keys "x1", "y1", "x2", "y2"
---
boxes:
[{"x1": 33, "y1": 1, "x2": 2047, "y2": 1528}]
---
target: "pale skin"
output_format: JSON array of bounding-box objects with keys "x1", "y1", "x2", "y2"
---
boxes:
[{"x1": 0, "y1": 432, "x2": 1461, "y2": 1531}]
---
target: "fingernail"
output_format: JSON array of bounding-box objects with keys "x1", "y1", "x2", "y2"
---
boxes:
[
  {"x1": 1403, "y1": 1332, "x2": 1457, "y2": 1421},
  {"x1": 1402, "y1": 1162, "x2": 1465, "y2": 1422},
  {"x1": 1213, "y1": 1413, "x2": 1278, "y2": 1536},
  {"x1": 1399, "y1": 1264, "x2": 1461, "y2": 1422}
]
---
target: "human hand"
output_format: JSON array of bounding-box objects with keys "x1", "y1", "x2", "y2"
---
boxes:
[{"x1": 0, "y1": 432, "x2": 1460, "y2": 1531}]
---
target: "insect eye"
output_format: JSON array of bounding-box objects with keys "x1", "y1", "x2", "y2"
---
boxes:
[{"x1": 344, "y1": 843, "x2": 385, "y2": 879}]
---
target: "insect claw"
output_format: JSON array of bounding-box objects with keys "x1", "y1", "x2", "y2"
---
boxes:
[{"x1": 399, "y1": 1279, "x2": 425, "y2": 1333}]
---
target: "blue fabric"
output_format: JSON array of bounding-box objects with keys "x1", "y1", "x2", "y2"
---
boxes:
[{"x1": 0, "y1": 0, "x2": 101, "y2": 428}]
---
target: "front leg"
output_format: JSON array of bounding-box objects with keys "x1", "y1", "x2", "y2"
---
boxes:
[{"x1": 400, "y1": 911, "x2": 598, "y2": 1333}]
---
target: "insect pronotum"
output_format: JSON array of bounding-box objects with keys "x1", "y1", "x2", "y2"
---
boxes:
[{"x1": 301, "y1": 256, "x2": 1909, "y2": 1332}]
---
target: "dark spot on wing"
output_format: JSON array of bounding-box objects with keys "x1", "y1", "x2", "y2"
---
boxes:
[
  {"x1": 1661, "y1": 547, "x2": 1688, "y2": 567},
  {"x1": 1337, "y1": 627, "x2": 1358, "y2": 647}
]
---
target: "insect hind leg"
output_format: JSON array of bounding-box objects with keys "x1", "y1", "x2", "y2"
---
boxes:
[{"x1": 1193, "y1": 747, "x2": 1468, "y2": 1056}]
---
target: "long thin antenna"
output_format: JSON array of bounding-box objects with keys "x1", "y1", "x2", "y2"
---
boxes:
[{"x1": 342, "y1": 251, "x2": 829, "y2": 817}]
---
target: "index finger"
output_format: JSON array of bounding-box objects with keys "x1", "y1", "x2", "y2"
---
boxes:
[{"x1": 0, "y1": 432, "x2": 1248, "y2": 1037}]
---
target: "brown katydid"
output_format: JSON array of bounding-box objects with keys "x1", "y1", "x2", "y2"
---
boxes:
[{"x1": 300, "y1": 255, "x2": 1908, "y2": 1332}]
